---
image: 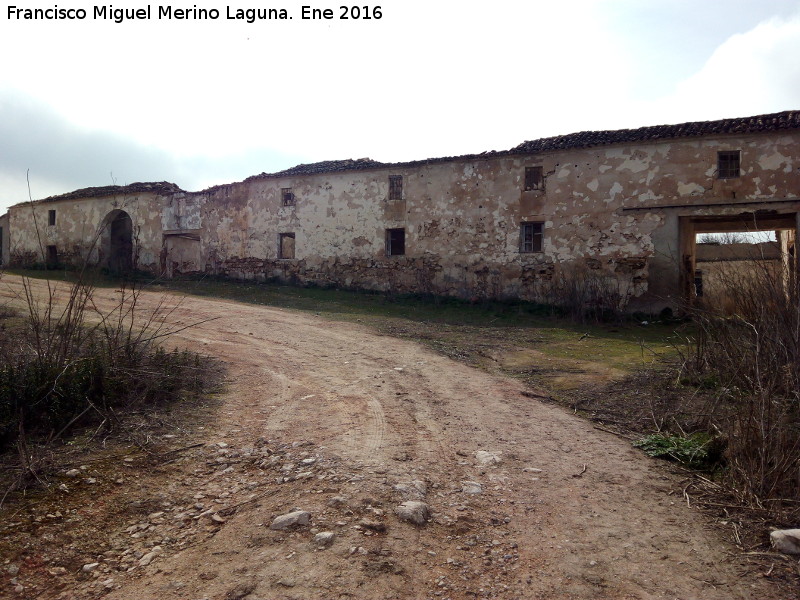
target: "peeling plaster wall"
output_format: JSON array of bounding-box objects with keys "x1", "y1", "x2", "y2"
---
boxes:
[
  {"x1": 7, "y1": 129, "x2": 799, "y2": 309},
  {"x1": 8, "y1": 193, "x2": 163, "y2": 270},
  {"x1": 189, "y1": 132, "x2": 797, "y2": 307}
]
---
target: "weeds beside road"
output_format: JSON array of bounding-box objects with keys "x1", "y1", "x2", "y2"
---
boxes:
[
  {"x1": 1, "y1": 270, "x2": 798, "y2": 597},
  {"x1": 0, "y1": 272, "x2": 218, "y2": 500},
  {"x1": 152, "y1": 275, "x2": 800, "y2": 539},
  {"x1": 7, "y1": 270, "x2": 800, "y2": 539}
]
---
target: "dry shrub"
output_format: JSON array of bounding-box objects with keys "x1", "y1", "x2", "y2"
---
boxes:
[
  {"x1": 681, "y1": 256, "x2": 800, "y2": 513},
  {"x1": 538, "y1": 262, "x2": 634, "y2": 323},
  {"x1": 0, "y1": 274, "x2": 213, "y2": 488}
]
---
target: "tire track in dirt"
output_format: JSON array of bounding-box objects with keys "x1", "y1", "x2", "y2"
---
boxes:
[{"x1": 364, "y1": 396, "x2": 388, "y2": 457}]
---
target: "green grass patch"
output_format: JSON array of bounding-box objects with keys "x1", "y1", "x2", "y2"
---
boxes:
[
  {"x1": 155, "y1": 276, "x2": 677, "y2": 378},
  {"x1": 633, "y1": 432, "x2": 719, "y2": 468},
  {"x1": 7, "y1": 272, "x2": 679, "y2": 396}
]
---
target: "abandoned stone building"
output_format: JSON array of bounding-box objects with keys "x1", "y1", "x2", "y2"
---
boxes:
[
  {"x1": 0, "y1": 212, "x2": 8, "y2": 269},
  {"x1": 3, "y1": 110, "x2": 798, "y2": 311}
]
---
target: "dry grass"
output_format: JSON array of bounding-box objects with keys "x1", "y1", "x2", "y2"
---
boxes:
[
  {"x1": 678, "y1": 257, "x2": 800, "y2": 518},
  {"x1": 0, "y1": 273, "x2": 219, "y2": 500}
]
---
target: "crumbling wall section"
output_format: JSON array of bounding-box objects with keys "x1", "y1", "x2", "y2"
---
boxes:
[
  {"x1": 8, "y1": 192, "x2": 164, "y2": 270},
  {"x1": 614, "y1": 132, "x2": 799, "y2": 306},
  {"x1": 0, "y1": 213, "x2": 9, "y2": 267},
  {"x1": 182, "y1": 131, "x2": 798, "y2": 306},
  {"x1": 161, "y1": 192, "x2": 206, "y2": 275},
  {"x1": 187, "y1": 153, "x2": 658, "y2": 301},
  {"x1": 7, "y1": 128, "x2": 796, "y2": 309}
]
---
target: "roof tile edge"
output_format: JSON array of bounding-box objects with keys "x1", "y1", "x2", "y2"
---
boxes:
[{"x1": 19, "y1": 110, "x2": 800, "y2": 202}]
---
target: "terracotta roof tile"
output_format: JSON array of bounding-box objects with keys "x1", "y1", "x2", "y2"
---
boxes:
[
  {"x1": 32, "y1": 182, "x2": 184, "y2": 204},
  {"x1": 511, "y1": 110, "x2": 800, "y2": 154},
  {"x1": 246, "y1": 111, "x2": 800, "y2": 179},
  {"x1": 246, "y1": 158, "x2": 387, "y2": 180},
  {"x1": 19, "y1": 110, "x2": 800, "y2": 201}
]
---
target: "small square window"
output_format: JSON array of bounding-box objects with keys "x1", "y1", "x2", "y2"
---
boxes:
[
  {"x1": 279, "y1": 232, "x2": 295, "y2": 259},
  {"x1": 48, "y1": 209, "x2": 56, "y2": 226},
  {"x1": 386, "y1": 228, "x2": 405, "y2": 256},
  {"x1": 281, "y1": 188, "x2": 295, "y2": 206},
  {"x1": 717, "y1": 151, "x2": 740, "y2": 179},
  {"x1": 520, "y1": 222, "x2": 543, "y2": 253},
  {"x1": 524, "y1": 166, "x2": 543, "y2": 191},
  {"x1": 389, "y1": 175, "x2": 403, "y2": 200}
]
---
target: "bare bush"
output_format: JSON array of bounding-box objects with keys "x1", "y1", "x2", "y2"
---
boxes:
[
  {"x1": 537, "y1": 261, "x2": 634, "y2": 323},
  {"x1": 0, "y1": 191, "x2": 215, "y2": 492},
  {"x1": 679, "y1": 256, "x2": 800, "y2": 513},
  {"x1": 0, "y1": 274, "x2": 211, "y2": 484},
  {"x1": 697, "y1": 232, "x2": 750, "y2": 245}
]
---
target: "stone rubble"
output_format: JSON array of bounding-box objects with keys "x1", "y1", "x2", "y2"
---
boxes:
[
  {"x1": 270, "y1": 510, "x2": 311, "y2": 530},
  {"x1": 393, "y1": 480, "x2": 427, "y2": 499},
  {"x1": 395, "y1": 501, "x2": 431, "y2": 525},
  {"x1": 475, "y1": 450, "x2": 501, "y2": 466},
  {"x1": 313, "y1": 531, "x2": 336, "y2": 548},
  {"x1": 1, "y1": 433, "x2": 534, "y2": 600},
  {"x1": 771, "y1": 529, "x2": 800, "y2": 554}
]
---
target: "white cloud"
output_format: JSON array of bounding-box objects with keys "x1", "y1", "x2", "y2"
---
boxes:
[
  {"x1": 639, "y1": 13, "x2": 800, "y2": 123},
  {"x1": 0, "y1": 88, "x2": 303, "y2": 211},
  {"x1": 0, "y1": 1, "x2": 798, "y2": 214},
  {"x1": 0, "y1": 1, "x2": 631, "y2": 162}
]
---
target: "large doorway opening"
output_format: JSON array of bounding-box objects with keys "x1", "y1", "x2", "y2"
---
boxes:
[
  {"x1": 680, "y1": 212, "x2": 797, "y2": 308},
  {"x1": 101, "y1": 210, "x2": 134, "y2": 273}
]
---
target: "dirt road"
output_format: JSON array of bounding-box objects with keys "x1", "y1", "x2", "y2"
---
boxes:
[{"x1": 0, "y1": 276, "x2": 779, "y2": 599}]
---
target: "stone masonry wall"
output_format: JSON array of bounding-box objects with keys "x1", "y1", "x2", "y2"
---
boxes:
[
  {"x1": 8, "y1": 193, "x2": 163, "y2": 270},
  {"x1": 158, "y1": 131, "x2": 798, "y2": 308},
  {"x1": 7, "y1": 124, "x2": 799, "y2": 310},
  {"x1": 0, "y1": 213, "x2": 9, "y2": 268}
]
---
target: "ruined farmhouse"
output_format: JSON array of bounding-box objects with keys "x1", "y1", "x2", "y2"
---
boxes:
[{"x1": 2, "y1": 111, "x2": 798, "y2": 311}]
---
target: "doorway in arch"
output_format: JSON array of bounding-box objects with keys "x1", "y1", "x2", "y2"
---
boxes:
[{"x1": 101, "y1": 210, "x2": 134, "y2": 273}]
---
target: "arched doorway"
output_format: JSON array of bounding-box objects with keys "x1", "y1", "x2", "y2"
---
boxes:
[{"x1": 101, "y1": 210, "x2": 133, "y2": 273}]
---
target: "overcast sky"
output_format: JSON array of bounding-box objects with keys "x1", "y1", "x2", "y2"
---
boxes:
[{"x1": 1, "y1": 0, "x2": 799, "y2": 214}]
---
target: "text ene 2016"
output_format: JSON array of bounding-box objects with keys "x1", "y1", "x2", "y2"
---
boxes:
[{"x1": 302, "y1": 6, "x2": 383, "y2": 19}]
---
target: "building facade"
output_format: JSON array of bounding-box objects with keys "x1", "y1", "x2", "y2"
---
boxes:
[
  {"x1": 0, "y1": 212, "x2": 8, "y2": 268},
  {"x1": 6, "y1": 111, "x2": 799, "y2": 311}
]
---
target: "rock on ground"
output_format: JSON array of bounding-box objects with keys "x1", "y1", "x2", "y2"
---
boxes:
[
  {"x1": 269, "y1": 510, "x2": 311, "y2": 530},
  {"x1": 771, "y1": 529, "x2": 800, "y2": 554},
  {"x1": 313, "y1": 532, "x2": 336, "y2": 548},
  {"x1": 395, "y1": 501, "x2": 431, "y2": 525},
  {"x1": 461, "y1": 481, "x2": 482, "y2": 494},
  {"x1": 475, "y1": 450, "x2": 501, "y2": 466},
  {"x1": 138, "y1": 546, "x2": 162, "y2": 567},
  {"x1": 393, "y1": 480, "x2": 427, "y2": 499}
]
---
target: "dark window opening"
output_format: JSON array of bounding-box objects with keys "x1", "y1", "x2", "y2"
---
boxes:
[
  {"x1": 281, "y1": 188, "x2": 295, "y2": 207},
  {"x1": 279, "y1": 232, "x2": 296, "y2": 259},
  {"x1": 48, "y1": 209, "x2": 56, "y2": 226},
  {"x1": 520, "y1": 222, "x2": 543, "y2": 253},
  {"x1": 389, "y1": 175, "x2": 403, "y2": 200},
  {"x1": 524, "y1": 166, "x2": 543, "y2": 191},
  {"x1": 46, "y1": 245, "x2": 58, "y2": 267},
  {"x1": 717, "y1": 151, "x2": 740, "y2": 179},
  {"x1": 386, "y1": 228, "x2": 405, "y2": 256},
  {"x1": 694, "y1": 269, "x2": 704, "y2": 297}
]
